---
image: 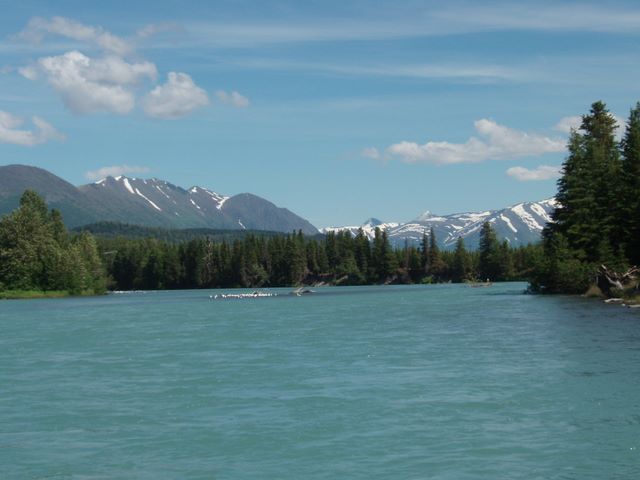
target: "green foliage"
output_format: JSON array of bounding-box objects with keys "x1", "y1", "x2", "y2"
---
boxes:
[
  {"x1": 534, "y1": 100, "x2": 640, "y2": 293},
  {"x1": 93, "y1": 224, "x2": 541, "y2": 290},
  {"x1": 620, "y1": 102, "x2": 640, "y2": 265},
  {"x1": 478, "y1": 222, "x2": 502, "y2": 281},
  {"x1": 530, "y1": 234, "x2": 595, "y2": 294},
  {"x1": 451, "y1": 237, "x2": 472, "y2": 282},
  {"x1": 0, "y1": 190, "x2": 107, "y2": 295}
]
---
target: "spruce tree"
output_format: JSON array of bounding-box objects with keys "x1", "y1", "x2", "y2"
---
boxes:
[
  {"x1": 620, "y1": 102, "x2": 640, "y2": 265},
  {"x1": 478, "y1": 222, "x2": 501, "y2": 281},
  {"x1": 451, "y1": 237, "x2": 470, "y2": 282},
  {"x1": 550, "y1": 101, "x2": 620, "y2": 262},
  {"x1": 427, "y1": 227, "x2": 446, "y2": 281}
]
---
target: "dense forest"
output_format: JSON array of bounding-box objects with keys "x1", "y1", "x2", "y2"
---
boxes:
[
  {"x1": 530, "y1": 101, "x2": 640, "y2": 294},
  {"x1": 96, "y1": 222, "x2": 540, "y2": 291},
  {"x1": 0, "y1": 190, "x2": 540, "y2": 294}
]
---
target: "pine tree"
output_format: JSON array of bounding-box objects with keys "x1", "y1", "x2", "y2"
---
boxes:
[
  {"x1": 451, "y1": 237, "x2": 471, "y2": 282},
  {"x1": 620, "y1": 102, "x2": 640, "y2": 265},
  {"x1": 426, "y1": 227, "x2": 446, "y2": 281},
  {"x1": 549, "y1": 101, "x2": 621, "y2": 263},
  {"x1": 478, "y1": 222, "x2": 501, "y2": 281},
  {"x1": 420, "y1": 231, "x2": 429, "y2": 274}
]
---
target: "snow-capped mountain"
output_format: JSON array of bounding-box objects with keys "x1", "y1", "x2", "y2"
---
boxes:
[
  {"x1": 0, "y1": 165, "x2": 318, "y2": 234},
  {"x1": 321, "y1": 199, "x2": 556, "y2": 249},
  {"x1": 321, "y1": 218, "x2": 400, "y2": 241}
]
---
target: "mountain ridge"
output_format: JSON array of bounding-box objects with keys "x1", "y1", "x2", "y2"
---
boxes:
[
  {"x1": 321, "y1": 199, "x2": 556, "y2": 249},
  {"x1": 0, "y1": 164, "x2": 318, "y2": 234}
]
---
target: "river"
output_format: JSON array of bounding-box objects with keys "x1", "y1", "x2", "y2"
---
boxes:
[{"x1": 1, "y1": 283, "x2": 639, "y2": 479}]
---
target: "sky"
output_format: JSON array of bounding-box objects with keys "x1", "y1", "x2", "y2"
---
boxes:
[{"x1": 1, "y1": 0, "x2": 639, "y2": 228}]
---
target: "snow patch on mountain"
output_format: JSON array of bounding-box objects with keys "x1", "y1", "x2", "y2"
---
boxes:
[
  {"x1": 134, "y1": 187, "x2": 162, "y2": 212},
  {"x1": 500, "y1": 214, "x2": 517, "y2": 233},
  {"x1": 122, "y1": 177, "x2": 135, "y2": 195},
  {"x1": 322, "y1": 199, "x2": 556, "y2": 249},
  {"x1": 216, "y1": 196, "x2": 229, "y2": 210}
]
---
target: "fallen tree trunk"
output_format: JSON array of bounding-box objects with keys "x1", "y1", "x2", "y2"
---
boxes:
[{"x1": 596, "y1": 265, "x2": 639, "y2": 297}]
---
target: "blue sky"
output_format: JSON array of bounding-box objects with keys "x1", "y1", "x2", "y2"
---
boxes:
[{"x1": 1, "y1": 0, "x2": 639, "y2": 227}]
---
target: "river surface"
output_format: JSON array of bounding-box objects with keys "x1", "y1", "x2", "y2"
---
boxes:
[{"x1": 1, "y1": 283, "x2": 639, "y2": 479}]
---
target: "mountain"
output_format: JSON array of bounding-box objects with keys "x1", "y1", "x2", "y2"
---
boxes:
[
  {"x1": 321, "y1": 199, "x2": 556, "y2": 249},
  {"x1": 320, "y1": 218, "x2": 400, "y2": 241},
  {"x1": 0, "y1": 165, "x2": 318, "y2": 234},
  {"x1": 0, "y1": 164, "x2": 99, "y2": 226}
]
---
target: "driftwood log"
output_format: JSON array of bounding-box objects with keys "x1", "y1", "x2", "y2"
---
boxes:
[{"x1": 596, "y1": 265, "x2": 639, "y2": 297}]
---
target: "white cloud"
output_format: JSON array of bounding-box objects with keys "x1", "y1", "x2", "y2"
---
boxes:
[
  {"x1": 26, "y1": 51, "x2": 157, "y2": 114},
  {"x1": 382, "y1": 119, "x2": 566, "y2": 165},
  {"x1": 361, "y1": 147, "x2": 381, "y2": 160},
  {"x1": 136, "y1": 22, "x2": 183, "y2": 39},
  {"x1": 555, "y1": 113, "x2": 627, "y2": 138},
  {"x1": 232, "y1": 58, "x2": 520, "y2": 82},
  {"x1": 614, "y1": 114, "x2": 627, "y2": 134},
  {"x1": 85, "y1": 164, "x2": 150, "y2": 180},
  {"x1": 215, "y1": 90, "x2": 250, "y2": 108},
  {"x1": 554, "y1": 115, "x2": 582, "y2": 134},
  {"x1": 18, "y1": 65, "x2": 38, "y2": 80},
  {"x1": 0, "y1": 110, "x2": 64, "y2": 146},
  {"x1": 17, "y1": 16, "x2": 132, "y2": 56},
  {"x1": 506, "y1": 165, "x2": 561, "y2": 181},
  {"x1": 142, "y1": 72, "x2": 209, "y2": 119},
  {"x1": 184, "y1": 5, "x2": 640, "y2": 49}
]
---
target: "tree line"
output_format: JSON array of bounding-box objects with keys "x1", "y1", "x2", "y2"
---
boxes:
[
  {"x1": 97, "y1": 223, "x2": 540, "y2": 291},
  {"x1": 0, "y1": 191, "x2": 545, "y2": 294},
  {"x1": 530, "y1": 101, "x2": 640, "y2": 293}
]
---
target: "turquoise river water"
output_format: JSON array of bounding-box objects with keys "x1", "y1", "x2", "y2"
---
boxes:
[{"x1": 1, "y1": 283, "x2": 639, "y2": 479}]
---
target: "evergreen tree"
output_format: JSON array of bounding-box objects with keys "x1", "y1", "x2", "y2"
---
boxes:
[
  {"x1": 549, "y1": 101, "x2": 621, "y2": 263},
  {"x1": 478, "y1": 222, "x2": 501, "y2": 281},
  {"x1": 427, "y1": 227, "x2": 446, "y2": 281},
  {"x1": 451, "y1": 237, "x2": 471, "y2": 282},
  {"x1": 620, "y1": 102, "x2": 640, "y2": 265},
  {"x1": 420, "y1": 231, "x2": 429, "y2": 274}
]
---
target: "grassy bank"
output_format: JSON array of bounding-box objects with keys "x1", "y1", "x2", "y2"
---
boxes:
[{"x1": 0, "y1": 290, "x2": 73, "y2": 300}]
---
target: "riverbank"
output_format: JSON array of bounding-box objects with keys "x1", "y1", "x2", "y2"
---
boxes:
[
  {"x1": 0, "y1": 290, "x2": 71, "y2": 300},
  {"x1": 0, "y1": 290, "x2": 104, "y2": 300}
]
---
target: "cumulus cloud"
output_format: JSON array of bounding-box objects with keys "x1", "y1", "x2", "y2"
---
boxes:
[
  {"x1": 215, "y1": 90, "x2": 250, "y2": 108},
  {"x1": 554, "y1": 115, "x2": 582, "y2": 134},
  {"x1": 14, "y1": 17, "x2": 213, "y2": 120},
  {"x1": 24, "y1": 51, "x2": 157, "y2": 114},
  {"x1": 506, "y1": 165, "x2": 562, "y2": 181},
  {"x1": 380, "y1": 119, "x2": 566, "y2": 165},
  {"x1": 85, "y1": 164, "x2": 150, "y2": 180},
  {"x1": 142, "y1": 72, "x2": 210, "y2": 119},
  {"x1": 0, "y1": 110, "x2": 64, "y2": 146},
  {"x1": 17, "y1": 16, "x2": 132, "y2": 56}
]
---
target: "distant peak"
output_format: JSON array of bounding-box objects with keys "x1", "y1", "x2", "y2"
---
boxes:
[
  {"x1": 416, "y1": 210, "x2": 435, "y2": 221},
  {"x1": 362, "y1": 217, "x2": 383, "y2": 227}
]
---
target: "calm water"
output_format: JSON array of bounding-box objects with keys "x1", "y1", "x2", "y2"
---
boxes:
[{"x1": 1, "y1": 283, "x2": 639, "y2": 479}]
